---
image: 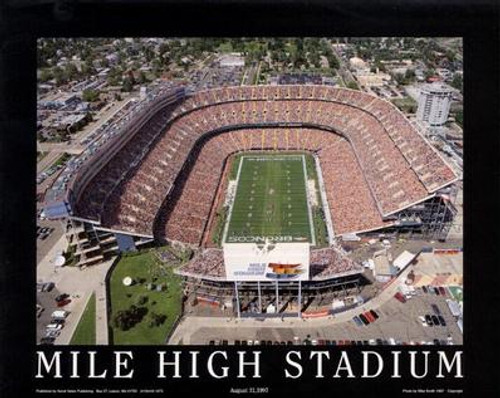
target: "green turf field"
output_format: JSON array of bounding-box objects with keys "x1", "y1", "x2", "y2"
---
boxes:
[{"x1": 225, "y1": 154, "x2": 314, "y2": 243}]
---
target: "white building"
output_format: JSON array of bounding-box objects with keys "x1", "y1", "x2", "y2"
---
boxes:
[
  {"x1": 219, "y1": 54, "x2": 245, "y2": 68},
  {"x1": 416, "y1": 83, "x2": 454, "y2": 126}
]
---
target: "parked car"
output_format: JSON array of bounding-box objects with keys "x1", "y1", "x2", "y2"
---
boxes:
[
  {"x1": 358, "y1": 313, "x2": 370, "y2": 325},
  {"x1": 46, "y1": 323, "x2": 63, "y2": 331},
  {"x1": 40, "y1": 337, "x2": 55, "y2": 345},
  {"x1": 42, "y1": 282, "x2": 55, "y2": 292},
  {"x1": 438, "y1": 315, "x2": 447, "y2": 327},
  {"x1": 433, "y1": 287, "x2": 441, "y2": 295},
  {"x1": 394, "y1": 292, "x2": 407, "y2": 303},
  {"x1": 369, "y1": 309, "x2": 380, "y2": 320},
  {"x1": 431, "y1": 304, "x2": 441, "y2": 315},
  {"x1": 352, "y1": 315, "x2": 363, "y2": 327},
  {"x1": 422, "y1": 285, "x2": 428, "y2": 294},
  {"x1": 418, "y1": 316, "x2": 427, "y2": 327},
  {"x1": 438, "y1": 286, "x2": 447, "y2": 296},
  {"x1": 364, "y1": 311, "x2": 376, "y2": 323},
  {"x1": 56, "y1": 298, "x2": 71, "y2": 307},
  {"x1": 425, "y1": 314, "x2": 433, "y2": 326},
  {"x1": 431, "y1": 315, "x2": 440, "y2": 326},
  {"x1": 55, "y1": 293, "x2": 70, "y2": 303},
  {"x1": 36, "y1": 304, "x2": 44, "y2": 318},
  {"x1": 51, "y1": 310, "x2": 69, "y2": 319}
]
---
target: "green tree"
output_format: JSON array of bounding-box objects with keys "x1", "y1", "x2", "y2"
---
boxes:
[
  {"x1": 39, "y1": 69, "x2": 53, "y2": 82},
  {"x1": 137, "y1": 71, "x2": 147, "y2": 84},
  {"x1": 347, "y1": 81, "x2": 359, "y2": 90},
  {"x1": 64, "y1": 63, "x2": 79, "y2": 81},
  {"x1": 113, "y1": 305, "x2": 148, "y2": 331},
  {"x1": 148, "y1": 312, "x2": 167, "y2": 328},
  {"x1": 53, "y1": 66, "x2": 67, "y2": 86},
  {"x1": 82, "y1": 89, "x2": 100, "y2": 102},
  {"x1": 121, "y1": 78, "x2": 133, "y2": 92},
  {"x1": 451, "y1": 74, "x2": 463, "y2": 93},
  {"x1": 455, "y1": 109, "x2": 463, "y2": 127}
]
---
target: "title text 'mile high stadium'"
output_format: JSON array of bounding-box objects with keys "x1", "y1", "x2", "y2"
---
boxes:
[{"x1": 44, "y1": 84, "x2": 459, "y2": 316}]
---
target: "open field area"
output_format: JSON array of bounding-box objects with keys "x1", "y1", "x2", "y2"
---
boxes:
[
  {"x1": 70, "y1": 293, "x2": 96, "y2": 345},
  {"x1": 109, "y1": 250, "x2": 183, "y2": 345},
  {"x1": 225, "y1": 154, "x2": 312, "y2": 243}
]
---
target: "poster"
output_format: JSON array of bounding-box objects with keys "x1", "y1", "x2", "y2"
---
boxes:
[{"x1": 1, "y1": 1, "x2": 499, "y2": 397}]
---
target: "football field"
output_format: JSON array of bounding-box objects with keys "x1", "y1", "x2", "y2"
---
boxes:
[{"x1": 224, "y1": 154, "x2": 314, "y2": 244}]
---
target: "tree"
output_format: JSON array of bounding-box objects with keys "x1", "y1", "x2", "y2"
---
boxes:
[
  {"x1": 82, "y1": 89, "x2": 100, "y2": 102},
  {"x1": 148, "y1": 312, "x2": 167, "y2": 328},
  {"x1": 121, "y1": 78, "x2": 133, "y2": 92},
  {"x1": 347, "y1": 80, "x2": 359, "y2": 90},
  {"x1": 53, "y1": 66, "x2": 67, "y2": 86},
  {"x1": 64, "y1": 63, "x2": 79, "y2": 81},
  {"x1": 450, "y1": 73, "x2": 463, "y2": 93},
  {"x1": 136, "y1": 71, "x2": 147, "y2": 84},
  {"x1": 404, "y1": 69, "x2": 416, "y2": 82},
  {"x1": 113, "y1": 305, "x2": 148, "y2": 331},
  {"x1": 455, "y1": 109, "x2": 463, "y2": 127},
  {"x1": 39, "y1": 69, "x2": 52, "y2": 82}
]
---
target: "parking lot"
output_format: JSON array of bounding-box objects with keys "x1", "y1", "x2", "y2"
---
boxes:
[
  {"x1": 175, "y1": 284, "x2": 462, "y2": 346},
  {"x1": 36, "y1": 283, "x2": 73, "y2": 344},
  {"x1": 36, "y1": 219, "x2": 64, "y2": 264}
]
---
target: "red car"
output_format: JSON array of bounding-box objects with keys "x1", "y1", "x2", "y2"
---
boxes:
[
  {"x1": 57, "y1": 298, "x2": 71, "y2": 307},
  {"x1": 394, "y1": 292, "x2": 407, "y2": 303},
  {"x1": 438, "y1": 286, "x2": 447, "y2": 296},
  {"x1": 364, "y1": 311, "x2": 376, "y2": 323}
]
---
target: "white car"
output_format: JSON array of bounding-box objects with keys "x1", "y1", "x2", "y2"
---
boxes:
[
  {"x1": 46, "y1": 323, "x2": 63, "y2": 331},
  {"x1": 45, "y1": 329, "x2": 61, "y2": 338},
  {"x1": 51, "y1": 310, "x2": 69, "y2": 319}
]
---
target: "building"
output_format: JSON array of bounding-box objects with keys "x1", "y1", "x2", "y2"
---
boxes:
[
  {"x1": 349, "y1": 57, "x2": 368, "y2": 71},
  {"x1": 417, "y1": 83, "x2": 454, "y2": 126},
  {"x1": 219, "y1": 54, "x2": 245, "y2": 68},
  {"x1": 355, "y1": 71, "x2": 391, "y2": 88}
]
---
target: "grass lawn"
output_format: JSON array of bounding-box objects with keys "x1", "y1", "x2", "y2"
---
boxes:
[
  {"x1": 70, "y1": 293, "x2": 96, "y2": 345},
  {"x1": 109, "y1": 250, "x2": 182, "y2": 345},
  {"x1": 225, "y1": 154, "x2": 312, "y2": 243}
]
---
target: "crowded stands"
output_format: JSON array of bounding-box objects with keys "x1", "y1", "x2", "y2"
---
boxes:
[
  {"x1": 72, "y1": 85, "x2": 457, "y2": 244},
  {"x1": 176, "y1": 246, "x2": 363, "y2": 281}
]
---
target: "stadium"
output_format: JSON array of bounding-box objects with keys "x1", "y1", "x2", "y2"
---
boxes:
[{"x1": 44, "y1": 84, "x2": 459, "y2": 317}]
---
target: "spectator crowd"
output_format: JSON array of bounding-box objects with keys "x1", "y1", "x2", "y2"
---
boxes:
[{"x1": 73, "y1": 85, "x2": 456, "y2": 246}]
